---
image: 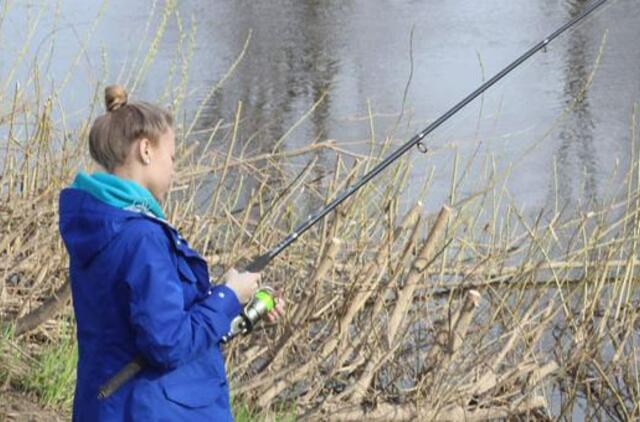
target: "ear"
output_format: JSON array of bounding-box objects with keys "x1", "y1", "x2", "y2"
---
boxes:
[{"x1": 137, "y1": 138, "x2": 152, "y2": 164}]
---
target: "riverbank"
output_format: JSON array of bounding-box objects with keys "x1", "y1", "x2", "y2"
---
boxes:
[
  {"x1": 0, "y1": 389, "x2": 67, "y2": 421},
  {"x1": 1, "y1": 105, "x2": 639, "y2": 419}
]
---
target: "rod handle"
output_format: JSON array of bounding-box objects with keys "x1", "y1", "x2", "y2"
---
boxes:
[
  {"x1": 244, "y1": 253, "x2": 270, "y2": 273},
  {"x1": 97, "y1": 357, "x2": 145, "y2": 400}
]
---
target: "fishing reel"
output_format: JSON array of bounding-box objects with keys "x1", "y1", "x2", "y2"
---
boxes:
[{"x1": 222, "y1": 287, "x2": 275, "y2": 343}]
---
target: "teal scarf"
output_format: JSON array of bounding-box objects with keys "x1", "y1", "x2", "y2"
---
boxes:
[{"x1": 71, "y1": 171, "x2": 166, "y2": 219}]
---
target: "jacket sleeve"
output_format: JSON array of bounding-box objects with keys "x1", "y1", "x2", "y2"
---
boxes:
[{"x1": 123, "y1": 230, "x2": 242, "y2": 369}]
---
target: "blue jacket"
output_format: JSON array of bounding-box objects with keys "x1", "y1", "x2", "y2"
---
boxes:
[{"x1": 59, "y1": 187, "x2": 242, "y2": 421}]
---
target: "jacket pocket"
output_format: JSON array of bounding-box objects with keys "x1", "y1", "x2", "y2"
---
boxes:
[{"x1": 161, "y1": 377, "x2": 225, "y2": 409}]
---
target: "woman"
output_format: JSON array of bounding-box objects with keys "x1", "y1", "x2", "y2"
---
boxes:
[{"x1": 59, "y1": 85, "x2": 270, "y2": 421}]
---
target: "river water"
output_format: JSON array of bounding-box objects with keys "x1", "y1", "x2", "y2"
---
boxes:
[{"x1": 1, "y1": 0, "x2": 639, "y2": 215}]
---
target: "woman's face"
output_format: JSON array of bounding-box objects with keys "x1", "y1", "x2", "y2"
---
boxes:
[{"x1": 145, "y1": 127, "x2": 175, "y2": 203}]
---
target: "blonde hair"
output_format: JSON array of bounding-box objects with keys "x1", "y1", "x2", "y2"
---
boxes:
[{"x1": 89, "y1": 85, "x2": 173, "y2": 171}]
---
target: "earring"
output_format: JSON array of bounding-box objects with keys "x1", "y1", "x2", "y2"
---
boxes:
[{"x1": 143, "y1": 157, "x2": 150, "y2": 165}]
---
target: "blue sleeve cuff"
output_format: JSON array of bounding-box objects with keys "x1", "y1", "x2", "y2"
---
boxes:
[{"x1": 206, "y1": 284, "x2": 242, "y2": 319}]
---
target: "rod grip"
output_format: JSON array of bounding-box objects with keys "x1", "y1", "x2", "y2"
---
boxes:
[
  {"x1": 244, "y1": 253, "x2": 270, "y2": 273},
  {"x1": 97, "y1": 357, "x2": 145, "y2": 400}
]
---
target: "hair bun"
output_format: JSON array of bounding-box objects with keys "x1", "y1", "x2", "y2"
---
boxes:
[{"x1": 105, "y1": 85, "x2": 128, "y2": 112}]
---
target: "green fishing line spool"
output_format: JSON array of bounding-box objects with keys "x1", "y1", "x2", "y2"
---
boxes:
[{"x1": 222, "y1": 287, "x2": 275, "y2": 343}]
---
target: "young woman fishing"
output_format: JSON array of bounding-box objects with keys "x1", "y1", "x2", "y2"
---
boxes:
[{"x1": 59, "y1": 85, "x2": 282, "y2": 421}]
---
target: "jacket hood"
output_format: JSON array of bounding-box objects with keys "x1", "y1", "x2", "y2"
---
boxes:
[
  {"x1": 59, "y1": 188, "x2": 149, "y2": 267},
  {"x1": 59, "y1": 171, "x2": 168, "y2": 267}
]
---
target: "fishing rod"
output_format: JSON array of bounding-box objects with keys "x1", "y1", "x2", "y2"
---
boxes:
[
  {"x1": 234, "y1": 0, "x2": 612, "y2": 324},
  {"x1": 244, "y1": 0, "x2": 609, "y2": 274},
  {"x1": 97, "y1": 0, "x2": 610, "y2": 399}
]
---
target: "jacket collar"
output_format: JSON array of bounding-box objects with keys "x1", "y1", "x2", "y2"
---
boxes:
[{"x1": 71, "y1": 171, "x2": 165, "y2": 219}]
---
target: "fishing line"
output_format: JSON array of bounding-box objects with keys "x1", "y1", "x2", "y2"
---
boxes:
[{"x1": 244, "y1": 0, "x2": 613, "y2": 274}]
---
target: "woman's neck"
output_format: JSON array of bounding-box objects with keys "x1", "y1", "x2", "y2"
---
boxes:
[{"x1": 112, "y1": 165, "x2": 148, "y2": 191}]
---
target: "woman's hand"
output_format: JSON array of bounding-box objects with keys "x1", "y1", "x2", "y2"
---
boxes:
[
  {"x1": 267, "y1": 295, "x2": 285, "y2": 323},
  {"x1": 224, "y1": 267, "x2": 260, "y2": 304}
]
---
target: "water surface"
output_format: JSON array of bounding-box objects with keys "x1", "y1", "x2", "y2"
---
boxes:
[{"x1": 1, "y1": 0, "x2": 639, "y2": 212}]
